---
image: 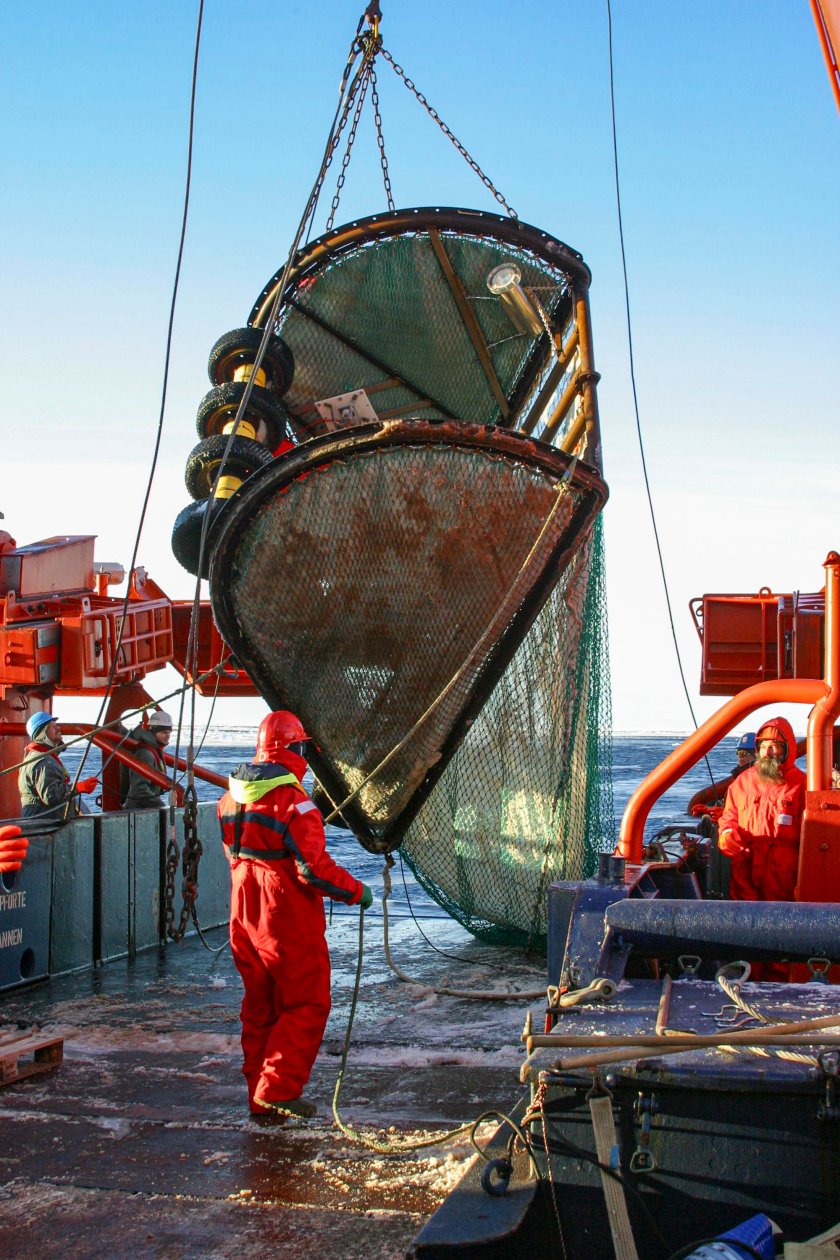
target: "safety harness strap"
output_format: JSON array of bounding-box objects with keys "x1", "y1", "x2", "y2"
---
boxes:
[
  {"x1": 232, "y1": 802, "x2": 244, "y2": 859},
  {"x1": 231, "y1": 847, "x2": 293, "y2": 862}
]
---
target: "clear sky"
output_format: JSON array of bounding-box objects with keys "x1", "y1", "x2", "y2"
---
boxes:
[{"x1": 2, "y1": 1, "x2": 838, "y2": 739}]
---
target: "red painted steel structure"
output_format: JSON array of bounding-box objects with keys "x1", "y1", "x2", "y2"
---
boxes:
[
  {"x1": 0, "y1": 531, "x2": 253, "y2": 818},
  {"x1": 620, "y1": 553, "x2": 840, "y2": 910}
]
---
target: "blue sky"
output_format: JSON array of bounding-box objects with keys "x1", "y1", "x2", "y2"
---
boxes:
[{"x1": 2, "y1": 1, "x2": 838, "y2": 736}]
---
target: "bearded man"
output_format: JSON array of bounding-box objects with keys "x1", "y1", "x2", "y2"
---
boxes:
[{"x1": 717, "y1": 716, "x2": 805, "y2": 901}]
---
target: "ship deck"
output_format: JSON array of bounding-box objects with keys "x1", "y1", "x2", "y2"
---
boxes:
[{"x1": 0, "y1": 912, "x2": 544, "y2": 1259}]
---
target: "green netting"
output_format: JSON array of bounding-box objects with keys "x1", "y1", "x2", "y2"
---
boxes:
[
  {"x1": 401, "y1": 516, "x2": 613, "y2": 950},
  {"x1": 274, "y1": 230, "x2": 570, "y2": 432},
  {"x1": 213, "y1": 211, "x2": 611, "y2": 948},
  {"x1": 210, "y1": 424, "x2": 605, "y2": 852}
]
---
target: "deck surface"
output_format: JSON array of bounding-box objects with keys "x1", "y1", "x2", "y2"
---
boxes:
[{"x1": 0, "y1": 913, "x2": 543, "y2": 1260}]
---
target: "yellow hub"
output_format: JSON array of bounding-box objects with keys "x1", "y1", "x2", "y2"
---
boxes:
[
  {"x1": 213, "y1": 474, "x2": 243, "y2": 500},
  {"x1": 222, "y1": 418, "x2": 257, "y2": 441},
  {"x1": 233, "y1": 364, "x2": 267, "y2": 388}
]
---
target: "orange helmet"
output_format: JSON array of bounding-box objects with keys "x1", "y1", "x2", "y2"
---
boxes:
[{"x1": 255, "y1": 710, "x2": 309, "y2": 762}]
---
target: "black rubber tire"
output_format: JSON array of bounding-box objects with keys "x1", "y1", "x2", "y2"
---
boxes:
[
  {"x1": 184, "y1": 434, "x2": 275, "y2": 501},
  {"x1": 208, "y1": 326, "x2": 295, "y2": 395},
  {"x1": 195, "y1": 381, "x2": 289, "y2": 447},
  {"x1": 171, "y1": 498, "x2": 227, "y2": 578}
]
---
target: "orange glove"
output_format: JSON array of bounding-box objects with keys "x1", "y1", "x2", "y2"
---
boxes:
[
  {"x1": 718, "y1": 828, "x2": 746, "y2": 859},
  {"x1": 76, "y1": 777, "x2": 99, "y2": 794},
  {"x1": 690, "y1": 804, "x2": 723, "y2": 822},
  {"x1": 0, "y1": 824, "x2": 28, "y2": 873}
]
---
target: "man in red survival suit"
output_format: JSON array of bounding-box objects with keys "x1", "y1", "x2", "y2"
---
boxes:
[
  {"x1": 717, "y1": 715, "x2": 805, "y2": 902},
  {"x1": 217, "y1": 711, "x2": 372, "y2": 1121}
]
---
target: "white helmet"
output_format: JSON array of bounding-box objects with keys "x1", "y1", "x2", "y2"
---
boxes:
[{"x1": 148, "y1": 710, "x2": 173, "y2": 730}]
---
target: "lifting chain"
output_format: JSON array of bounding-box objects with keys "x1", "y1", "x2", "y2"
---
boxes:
[
  {"x1": 302, "y1": 25, "x2": 377, "y2": 241},
  {"x1": 370, "y1": 66, "x2": 395, "y2": 212},
  {"x1": 326, "y1": 63, "x2": 373, "y2": 231},
  {"x1": 380, "y1": 45, "x2": 518, "y2": 220},
  {"x1": 164, "y1": 782, "x2": 203, "y2": 942}
]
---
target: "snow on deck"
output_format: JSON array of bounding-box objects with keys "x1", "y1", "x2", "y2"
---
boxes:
[{"x1": 0, "y1": 910, "x2": 546, "y2": 1259}]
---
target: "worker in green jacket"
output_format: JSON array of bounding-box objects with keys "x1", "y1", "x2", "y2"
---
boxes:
[
  {"x1": 18, "y1": 712, "x2": 98, "y2": 823},
  {"x1": 121, "y1": 711, "x2": 174, "y2": 810}
]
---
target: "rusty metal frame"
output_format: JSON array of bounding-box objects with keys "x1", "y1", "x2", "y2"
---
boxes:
[
  {"x1": 248, "y1": 206, "x2": 597, "y2": 451},
  {"x1": 250, "y1": 207, "x2": 590, "y2": 327},
  {"x1": 426, "y1": 227, "x2": 511, "y2": 422}
]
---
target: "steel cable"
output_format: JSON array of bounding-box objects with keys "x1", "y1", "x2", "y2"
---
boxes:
[{"x1": 604, "y1": 0, "x2": 717, "y2": 788}]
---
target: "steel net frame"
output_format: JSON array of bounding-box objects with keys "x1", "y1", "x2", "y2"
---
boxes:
[{"x1": 209, "y1": 206, "x2": 611, "y2": 945}]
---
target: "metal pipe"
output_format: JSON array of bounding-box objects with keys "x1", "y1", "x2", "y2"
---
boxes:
[
  {"x1": 94, "y1": 728, "x2": 228, "y2": 790},
  {"x1": 810, "y1": 0, "x2": 840, "y2": 117},
  {"x1": 0, "y1": 723, "x2": 227, "y2": 793},
  {"x1": 617, "y1": 677, "x2": 826, "y2": 863},
  {"x1": 573, "y1": 288, "x2": 602, "y2": 472},
  {"x1": 527, "y1": 1032, "x2": 840, "y2": 1053},
  {"x1": 540, "y1": 372, "x2": 580, "y2": 444},
  {"x1": 538, "y1": 1010, "x2": 840, "y2": 1072},
  {"x1": 807, "y1": 551, "x2": 840, "y2": 790},
  {"x1": 558, "y1": 408, "x2": 587, "y2": 457},
  {"x1": 517, "y1": 326, "x2": 579, "y2": 436},
  {"x1": 86, "y1": 730, "x2": 183, "y2": 806}
]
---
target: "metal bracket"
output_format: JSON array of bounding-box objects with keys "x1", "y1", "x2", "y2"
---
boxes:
[
  {"x1": 808, "y1": 956, "x2": 832, "y2": 983},
  {"x1": 677, "y1": 954, "x2": 701, "y2": 977},
  {"x1": 629, "y1": 1092, "x2": 659, "y2": 1173},
  {"x1": 818, "y1": 1049, "x2": 840, "y2": 1121}
]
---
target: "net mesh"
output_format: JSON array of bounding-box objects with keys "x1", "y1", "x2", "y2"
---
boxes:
[
  {"x1": 213, "y1": 427, "x2": 605, "y2": 857},
  {"x1": 273, "y1": 229, "x2": 571, "y2": 433},
  {"x1": 401, "y1": 517, "x2": 613, "y2": 950},
  {"x1": 211, "y1": 212, "x2": 611, "y2": 948}
]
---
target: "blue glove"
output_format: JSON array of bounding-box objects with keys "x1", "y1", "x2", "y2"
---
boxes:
[{"x1": 359, "y1": 884, "x2": 373, "y2": 910}]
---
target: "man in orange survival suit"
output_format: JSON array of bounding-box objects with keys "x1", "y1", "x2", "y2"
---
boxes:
[
  {"x1": 217, "y1": 711, "x2": 373, "y2": 1121},
  {"x1": 717, "y1": 716, "x2": 806, "y2": 901}
]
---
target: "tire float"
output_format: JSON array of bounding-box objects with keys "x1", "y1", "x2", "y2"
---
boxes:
[{"x1": 171, "y1": 327, "x2": 295, "y2": 577}]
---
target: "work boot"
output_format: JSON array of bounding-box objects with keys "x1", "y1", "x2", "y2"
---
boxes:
[{"x1": 255, "y1": 1096, "x2": 317, "y2": 1120}]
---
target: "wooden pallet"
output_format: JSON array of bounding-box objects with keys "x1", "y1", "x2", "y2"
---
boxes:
[{"x1": 0, "y1": 1030, "x2": 63, "y2": 1085}]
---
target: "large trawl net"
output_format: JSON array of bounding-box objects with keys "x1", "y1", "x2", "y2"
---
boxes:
[
  {"x1": 401, "y1": 517, "x2": 613, "y2": 950},
  {"x1": 206, "y1": 209, "x2": 611, "y2": 945},
  {"x1": 210, "y1": 421, "x2": 607, "y2": 856}
]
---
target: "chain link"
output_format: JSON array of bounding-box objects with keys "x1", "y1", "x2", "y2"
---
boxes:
[
  {"x1": 164, "y1": 783, "x2": 203, "y2": 942},
  {"x1": 370, "y1": 66, "x2": 395, "y2": 213},
  {"x1": 301, "y1": 33, "x2": 376, "y2": 242},
  {"x1": 380, "y1": 46, "x2": 518, "y2": 220},
  {"x1": 326, "y1": 63, "x2": 373, "y2": 232}
]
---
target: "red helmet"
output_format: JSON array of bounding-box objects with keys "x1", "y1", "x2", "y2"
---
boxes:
[{"x1": 255, "y1": 710, "x2": 309, "y2": 762}]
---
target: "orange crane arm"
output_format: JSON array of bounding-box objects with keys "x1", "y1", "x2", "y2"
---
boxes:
[{"x1": 811, "y1": 0, "x2": 840, "y2": 115}]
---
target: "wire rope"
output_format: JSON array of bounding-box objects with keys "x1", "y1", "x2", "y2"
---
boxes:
[
  {"x1": 604, "y1": 0, "x2": 717, "y2": 788},
  {"x1": 175, "y1": 10, "x2": 376, "y2": 785},
  {"x1": 69, "y1": 0, "x2": 206, "y2": 805},
  {"x1": 330, "y1": 906, "x2": 543, "y2": 1165},
  {"x1": 397, "y1": 852, "x2": 490, "y2": 966}
]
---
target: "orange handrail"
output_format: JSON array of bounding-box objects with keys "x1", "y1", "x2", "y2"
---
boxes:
[
  {"x1": 807, "y1": 553, "x2": 840, "y2": 789},
  {"x1": 617, "y1": 679, "x2": 825, "y2": 864},
  {"x1": 619, "y1": 551, "x2": 840, "y2": 864}
]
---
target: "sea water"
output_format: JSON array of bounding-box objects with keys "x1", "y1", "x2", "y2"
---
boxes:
[{"x1": 61, "y1": 731, "x2": 738, "y2": 925}]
